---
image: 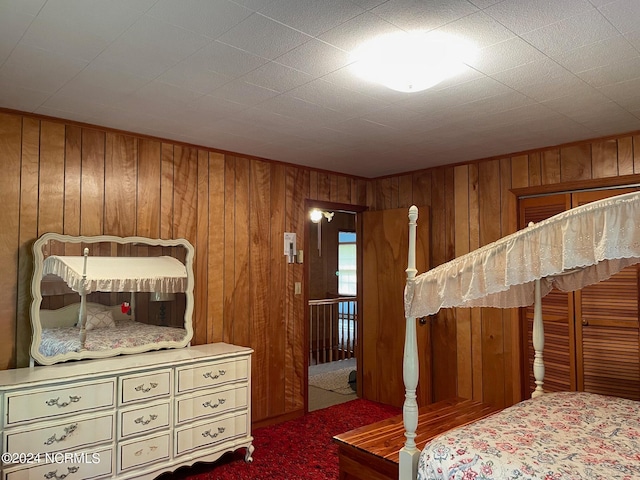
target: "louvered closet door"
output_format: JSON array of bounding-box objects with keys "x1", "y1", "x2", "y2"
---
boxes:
[
  {"x1": 572, "y1": 189, "x2": 640, "y2": 400},
  {"x1": 519, "y1": 194, "x2": 575, "y2": 397}
]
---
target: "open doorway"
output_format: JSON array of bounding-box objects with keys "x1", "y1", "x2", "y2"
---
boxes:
[{"x1": 306, "y1": 202, "x2": 363, "y2": 411}]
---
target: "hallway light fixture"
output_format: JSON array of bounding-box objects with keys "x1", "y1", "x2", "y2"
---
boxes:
[
  {"x1": 310, "y1": 209, "x2": 335, "y2": 257},
  {"x1": 350, "y1": 31, "x2": 477, "y2": 93},
  {"x1": 310, "y1": 209, "x2": 334, "y2": 223}
]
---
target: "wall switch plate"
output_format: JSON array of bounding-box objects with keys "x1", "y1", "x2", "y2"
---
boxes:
[{"x1": 294, "y1": 282, "x2": 301, "y2": 295}]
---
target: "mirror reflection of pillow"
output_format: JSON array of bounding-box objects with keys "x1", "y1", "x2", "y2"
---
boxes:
[{"x1": 84, "y1": 305, "x2": 116, "y2": 330}]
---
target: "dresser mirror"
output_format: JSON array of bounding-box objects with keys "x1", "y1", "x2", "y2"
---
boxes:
[{"x1": 30, "y1": 233, "x2": 194, "y2": 365}]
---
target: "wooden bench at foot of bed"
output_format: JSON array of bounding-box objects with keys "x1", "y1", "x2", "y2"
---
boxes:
[{"x1": 333, "y1": 397, "x2": 501, "y2": 480}]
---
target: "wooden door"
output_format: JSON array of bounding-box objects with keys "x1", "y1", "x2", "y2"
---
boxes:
[
  {"x1": 519, "y1": 194, "x2": 575, "y2": 396},
  {"x1": 362, "y1": 207, "x2": 431, "y2": 408},
  {"x1": 520, "y1": 188, "x2": 640, "y2": 400},
  {"x1": 572, "y1": 189, "x2": 640, "y2": 400}
]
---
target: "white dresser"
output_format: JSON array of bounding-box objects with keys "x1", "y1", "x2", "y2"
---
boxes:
[{"x1": 0, "y1": 343, "x2": 253, "y2": 480}]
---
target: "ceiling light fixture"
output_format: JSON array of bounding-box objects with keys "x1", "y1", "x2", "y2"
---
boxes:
[{"x1": 350, "y1": 31, "x2": 477, "y2": 93}]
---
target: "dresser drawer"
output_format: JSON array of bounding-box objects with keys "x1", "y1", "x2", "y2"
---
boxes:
[
  {"x1": 175, "y1": 412, "x2": 247, "y2": 456},
  {"x1": 5, "y1": 380, "x2": 115, "y2": 426},
  {"x1": 176, "y1": 385, "x2": 247, "y2": 424},
  {"x1": 176, "y1": 358, "x2": 248, "y2": 394},
  {"x1": 4, "y1": 446, "x2": 114, "y2": 480},
  {"x1": 119, "y1": 431, "x2": 170, "y2": 473},
  {"x1": 119, "y1": 401, "x2": 170, "y2": 439},
  {"x1": 120, "y1": 369, "x2": 171, "y2": 404},
  {"x1": 4, "y1": 413, "x2": 115, "y2": 457}
]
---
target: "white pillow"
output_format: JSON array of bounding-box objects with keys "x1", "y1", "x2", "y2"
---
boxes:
[
  {"x1": 84, "y1": 305, "x2": 115, "y2": 330},
  {"x1": 40, "y1": 304, "x2": 79, "y2": 329}
]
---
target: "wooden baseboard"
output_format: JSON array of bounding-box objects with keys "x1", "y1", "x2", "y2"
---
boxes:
[{"x1": 252, "y1": 408, "x2": 304, "y2": 430}]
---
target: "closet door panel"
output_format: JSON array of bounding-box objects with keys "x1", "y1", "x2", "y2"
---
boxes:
[
  {"x1": 519, "y1": 194, "x2": 574, "y2": 397},
  {"x1": 573, "y1": 189, "x2": 640, "y2": 400}
]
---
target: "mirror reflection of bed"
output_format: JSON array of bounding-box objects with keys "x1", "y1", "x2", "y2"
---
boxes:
[{"x1": 31, "y1": 233, "x2": 194, "y2": 366}]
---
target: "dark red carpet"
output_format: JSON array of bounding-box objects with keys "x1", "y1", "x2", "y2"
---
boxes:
[{"x1": 162, "y1": 398, "x2": 400, "y2": 480}]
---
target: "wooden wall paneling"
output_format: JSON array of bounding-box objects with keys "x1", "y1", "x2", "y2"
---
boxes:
[
  {"x1": 478, "y1": 159, "x2": 505, "y2": 406},
  {"x1": 286, "y1": 166, "x2": 308, "y2": 411},
  {"x1": 560, "y1": 144, "x2": 592, "y2": 182},
  {"x1": 398, "y1": 174, "x2": 413, "y2": 208},
  {"x1": 309, "y1": 170, "x2": 318, "y2": 201},
  {"x1": 374, "y1": 177, "x2": 395, "y2": 210},
  {"x1": 249, "y1": 159, "x2": 271, "y2": 421},
  {"x1": 500, "y1": 157, "x2": 518, "y2": 405},
  {"x1": 454, "y1": 165, "x2": 472, "y2": 400},
  {"x1": 510, "y1": 155, "x2": 529, "y2": 188},
  {"x1": 172, "y1": 146, "x2": 198, "y2": 243},
  {"x1": 233, "y1": 156, "x2": 251, "y2": 348},
  {"x1": 392, "y1": 177, "x2": 400, "y2": 208},
  {"x1": 364, "y1": 179, "x2": 375, "y2": 210},
  {"x1": 331, "y1": 174, "x2": 351, "y2": 204},
  {"x1": 194, "y1": 150, "x2": 209, "y2": 346},
  {"x1": 468, "y1": 164, "x2": 483, "y2": 402},
  {"x1": 317, "y1": 172, "x2": 331, "y2": 201},
  {"x1": 223, "y1": 156, "x2": 236, "y2": 344},
  {"x1": 81, "y1": 129, "x2": 105, "y2": 236},
  {"x1": 16, "y1": 118, "x2": 39, "y2": 368},
  {"x1": 160, "y1": 143, "x2": 174, "y2": 239},
  {"x1": 528, "y1": 152, "x2": 541, "y2": 186},
  {"x1": 105, "y1": 133, "x2": 137, "y2": 237},
  {"x1": 617, "y1": 137, "x2": 633, "y2": 176},
  {"x1": 411, "y1": 171, "x2": 432, "y2": 208},
  {"x1": 0, "y1": 113, "x2": 22, "y2": 369},
  {"x1": 634, "y1": 135, "x2": 640, "y2": 173},
  {"x1": 208, "y1": 153, "x2": 225, "y2": 343},
  {"x1": 39, "y1": 122, "x2": 65, "y2": 234},
  {"x1": 426, "y1": 167, "x2": 447, "y2": 400},
  {"x1": 541, "y1": 149, "x2": 561, "y2": 185},
  {"x1": 268, "y1": 163, "x2": 286, "y2": 418},
  {"x1": 430, "y1": 168, "x2": 445, "y2": 267},
  {"x1": 433, "y1": 168, "x2": 457, "y2": 402},
  {"x1": 136, "y1": 139, "x2": 161, "y2": 238},
  {"x1": 64, "y1": 126, "x2": 82, "y2": 236},
  {"x1": 592, "y1": 140, "x2": 618, "y2": 179},
  {"x1": 351, "y1": 178, "x2": 368, "y2": 207}
]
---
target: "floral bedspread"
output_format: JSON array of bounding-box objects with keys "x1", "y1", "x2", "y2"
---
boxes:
[
  {"x1": 418, "y1": 391, "x2": 640, "y2": 480},
  {"x1": 39, "y1": 319, "x2": 187, "y2": 356}
]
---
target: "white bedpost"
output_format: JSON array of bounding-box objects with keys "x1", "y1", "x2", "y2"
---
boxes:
[
  {"x1": 399, "y1": 205, "x2": 420, "y2": 480},
  {"x1": 78, "y1": 247, "x2": 89, "y2": 351},
  {"x1": 531, "y1": 278, "x2": 544, "y2": 398}
]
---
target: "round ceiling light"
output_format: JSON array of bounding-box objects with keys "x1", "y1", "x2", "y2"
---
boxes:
[{"x1": 350, "y1": 31, "x2": 477, "y2": 93}]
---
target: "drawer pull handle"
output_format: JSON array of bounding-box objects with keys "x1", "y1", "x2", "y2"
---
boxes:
[
  {"x1": 135, "y1": 445, "x2": 159, "y2": 456},
  {"x1": 134, "y1": 414, "x2": 158, "y2": 425},
  {"x1": 135, "y1": 382, "x2": 158, "y2": 393},
  {"x1": 203, "y1": 369, "x2": 226, "y2": 380},
  {"x1": 44, "y1": 466, "x2": 80, "y2": 479},
  {"x1": 45, "y1": 396, "x2": 81, "y2": 408},
  {"x1": 202, "y1": 426, "x2": 225, "y2": 439},
  {"x1": 203, "y1": 398, "x2": 227, "y2": 409},
  {"x1": 44, "y1": 423, "x2": 78, "y2": 445}
]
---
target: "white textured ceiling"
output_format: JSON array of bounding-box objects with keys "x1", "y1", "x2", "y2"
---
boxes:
[{"x1": 2, "y1": 0, "x2": 640, "y2": 178}]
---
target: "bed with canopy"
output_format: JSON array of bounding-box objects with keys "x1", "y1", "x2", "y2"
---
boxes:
[{"x1": 399, "y1": 190, "x2": 640, "y2": 479}]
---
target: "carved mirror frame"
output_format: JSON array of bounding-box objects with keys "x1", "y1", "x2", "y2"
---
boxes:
[{"x1": 30, "y1": 233, "x2": 195, "y2": 365}]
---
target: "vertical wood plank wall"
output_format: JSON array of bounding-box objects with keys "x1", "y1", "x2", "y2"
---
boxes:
[
  {"x1": 368, "y1": 136, "x2": 640, "y2": 409},
  {"x1": 2, "y1": 110, "x2": 640, "y2": 422},
  {"x1": 0, "y1": 111, "x2": 369, "y2": 425}
]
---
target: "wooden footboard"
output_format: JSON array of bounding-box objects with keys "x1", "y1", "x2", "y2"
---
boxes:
[{"x1": 333, "y1": 397, "x2": 500, "y2": 480}]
